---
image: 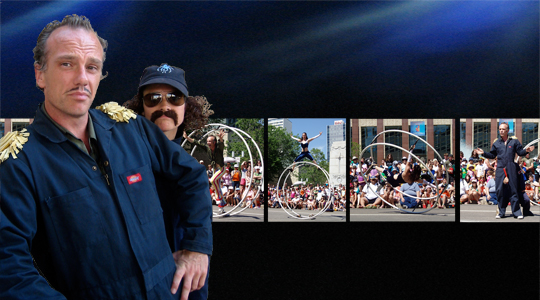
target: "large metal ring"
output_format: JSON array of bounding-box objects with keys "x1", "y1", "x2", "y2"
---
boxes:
[
  {"x1": 275, "y1": 161, "x2": 334, "y2": 220},
  {"x1": 182, "y1": 123, "x2": 264, "y2": 217},
  {"x1": 359, "y1": 130, "x2": 450, "y2": 214}
]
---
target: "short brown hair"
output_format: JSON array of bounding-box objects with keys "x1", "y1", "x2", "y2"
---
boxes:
[{"x1": 33, "y1": 14, "x2": 108, "y2": 90}]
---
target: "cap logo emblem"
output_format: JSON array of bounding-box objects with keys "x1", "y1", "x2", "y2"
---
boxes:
[{"x1": 157, "y1": 64, "x2": 173, "y2": 73}]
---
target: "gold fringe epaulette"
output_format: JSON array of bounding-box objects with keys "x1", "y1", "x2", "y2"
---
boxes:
[
  {"x1": 0, "y1": 129, "x2": 30, "y2": 163},
  {"x1": 95, "y1": 102, "x2": 137, "y2": 123}
]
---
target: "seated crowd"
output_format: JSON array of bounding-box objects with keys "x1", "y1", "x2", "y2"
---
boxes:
[
  {"x1": 459, "y1": 150, "x2": 540, "y2": 205},
  {"x1": 205, "y1": 159, "x2": 264, "y2": 209},
  {"x1": 268, "y1": 183, "x2": 347, "y2": 212},
  {"x1": 349, "y1": 153, "x2": 455, "y2": 209}
]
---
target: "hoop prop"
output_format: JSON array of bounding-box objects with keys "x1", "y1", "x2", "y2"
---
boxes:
[
  {"x1": 182, "y1": 123, "x2": 264, "y2": 217},
  {"x1": 276, "y1": 161, "x2": 333, "y2": 220},
  {"x1": 523, "y1": 138, "x2": 539, "y2": 207},
  {"x1": 359, "y1": 130, "x2": 450, "y2": 214}
]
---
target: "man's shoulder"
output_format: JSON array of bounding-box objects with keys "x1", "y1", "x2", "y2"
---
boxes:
[
  {"x1": 0, "y1": 129, "x2": 31, "y2": 165},
  {"x1": 93, "y1": 102, "x2": 138, "y2": 123}
]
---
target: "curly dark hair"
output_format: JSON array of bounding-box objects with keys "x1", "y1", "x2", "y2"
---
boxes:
[{"x1": 123, "y1": 94, "x2": 214, "y2": 139}]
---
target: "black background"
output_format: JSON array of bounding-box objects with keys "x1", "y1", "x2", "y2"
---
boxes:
[{"x1": 2, "y1": 1, "x2": 539, "y2": 298}]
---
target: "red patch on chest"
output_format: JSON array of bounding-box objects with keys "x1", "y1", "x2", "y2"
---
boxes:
[{"x1": 127, "y1": 173, "x2": 142, "y2": 184}]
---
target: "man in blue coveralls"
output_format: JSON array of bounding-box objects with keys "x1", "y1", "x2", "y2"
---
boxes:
[
  {"x1": 125, "y1": 63, "x2": 213, "y2": 299},
  {"x1": 0, "y1": 15, "x2": 212, "y2": 299},
  {"x1": 476, "y1": 122, "x2": 535, "y2": 219}
]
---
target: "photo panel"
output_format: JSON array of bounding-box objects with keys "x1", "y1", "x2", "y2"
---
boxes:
[
  {"x1": 268, "y1": 118, "x2": 346, "y2": 222},
  {"x1": 459, "y1": 118, "x2": 540, "y2": 222},
  {"x1": 350, "y1": 119, "x2": 456, "y2": 222}
]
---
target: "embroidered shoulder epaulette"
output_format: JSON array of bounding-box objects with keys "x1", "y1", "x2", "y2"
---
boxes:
[
  {"x1": 0, "y1": 129, "x2": 30, "y2": 163},
  {"x1": 95, "y1": 102, "x2": 137, "y2": 123}
]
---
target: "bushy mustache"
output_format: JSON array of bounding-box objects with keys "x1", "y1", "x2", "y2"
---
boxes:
[{"x1": 150, "y1": 110, "x2": 178, "y2": 125}]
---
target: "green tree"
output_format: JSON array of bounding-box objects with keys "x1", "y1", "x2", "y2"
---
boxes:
[
  {"x1": 297, "y1": 148, "x2": 328, "y2": 185},
  {"x1": 225, "y1": 119, "x2": 264, "y2": 166},
  {"x1": 268, "y1": 126, "x2": 300, "y2": 184},
  {"x1": 351, "y1": 141, "x2": 361, "y2": 161}
]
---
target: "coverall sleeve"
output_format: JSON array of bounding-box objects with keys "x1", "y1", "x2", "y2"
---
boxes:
[
  {"x1": 482, "y1": 144, "x2": 497, "y2": 159},
  {"x1": 137, "y1": 118, "x2": 213, "y2": 255},
  {"x1": 514, "y1": 140, "x2": 529, "y2": 157},
  {"x1": 0, "y1": 158, "x2": 67, "y2": 299}
]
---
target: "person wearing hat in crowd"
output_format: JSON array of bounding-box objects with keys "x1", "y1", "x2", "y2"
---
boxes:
[
  {"x1": 359, "y1": 176, "x2": 385, "y2": 208},
  {"x1": 0, "y1": 15, "x2": 210, "y2": 299},
  {"x1": 124, "y1": 62, "x2": 215, "y2": 299},
  {"x1": 476, "y1": 122, "x2": 535, "y2": 219},
  {"x1": 351, "y1": 156, "x2": 359, "y2": 168},
  {"x1": 521, "y1": 152, "x2": 535, "y2": 179},
  {"x1": 231, "y1": 163, "x2": 241, "y2": 191},
  {"x1": 467, "y1": 164, "x2": 476, "y2": 180}
]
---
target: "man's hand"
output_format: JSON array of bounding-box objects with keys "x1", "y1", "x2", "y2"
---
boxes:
[
  {"x1": 171, "y1": 250, "x2": 208, "y2": 300},
  {"x1": 503, "y1": 177, "x2": 509, "y2": 184},
  {"x1": 475, "y1": 148, "x2": 484, "y2": 155},
  {"x1": 218, "y1": 129, "x2": 225, "y2": 141},
  {"x1": 526, "y1": 146, "x2": 535, "y2": 153}
]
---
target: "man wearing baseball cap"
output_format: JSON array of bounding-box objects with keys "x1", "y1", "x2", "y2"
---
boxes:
[{"x1": 125, "y1": 63, "x2": 213, "y2": 299}]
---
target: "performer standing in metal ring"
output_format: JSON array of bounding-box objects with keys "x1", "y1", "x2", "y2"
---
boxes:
[
  {"x1": 476, "y1": 122, "x2": 535, "y2": 219},
  {"x1": 290, "y1": 131, "x2": 322, "y2": 171}
]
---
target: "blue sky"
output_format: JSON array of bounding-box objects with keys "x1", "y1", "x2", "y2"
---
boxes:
[{"x1": 288, "y1": 118, "x2": 345, "y2": 160}]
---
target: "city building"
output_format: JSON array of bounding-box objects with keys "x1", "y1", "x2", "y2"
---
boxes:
[
  {"x1": 0, "y1": 118, "x2": 34, "y2": 137},
  {"x1": 460, "y1": 118, "x2": 539, "y2": 158},
  {"x1": 326, "y1": 120, "x2": 346, "y2": 161},
  {"x1": 351, "y1": 119, "x2": 454, "y2": 162},
  {"x1": 268, "y1": 118, "x2": 292, "y2": 133}
]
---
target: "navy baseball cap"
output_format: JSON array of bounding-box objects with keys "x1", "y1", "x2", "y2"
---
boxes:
[{"x1": 138, "y1": 63, "x2": 189, "y2": 97}]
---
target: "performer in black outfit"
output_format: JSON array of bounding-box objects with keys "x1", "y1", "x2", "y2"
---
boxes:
[{"x1": 476, "y1": 122, "x2": 535, "y2": 219}]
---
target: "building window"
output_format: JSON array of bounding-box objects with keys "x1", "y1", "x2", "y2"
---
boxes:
[
  {"x1": 522, "y1": 122, "x2": 538, "y2": 158},
  {"x1": 361, "y1": 126, "x2": 377, "y2": 162},
  {"x1": 473, "y1": 122, "x2": 490, "y2": 154},
  {"x1": 433, "y1": 125, "x2": 451, "y2": 159},
  {"x1": 0, "y1": 122, "x2": 4, "y2": 137},
  {"x1": 12, "y1": 122, "x2": 30, "y2": 132},
  {"x1": 460, "y1": 122, "x2": 466, "y2": 147},
  {"x1": 384, "y1": 126, "x2": 401, "y2": 162}
]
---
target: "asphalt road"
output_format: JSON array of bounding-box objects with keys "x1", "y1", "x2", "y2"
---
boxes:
[
  {"x1": 460, "y1": 203, "x2": 540, "y2": 223},
  {"x1": 350, "y1": 206, "x2": 456, "y2": 222},
  {"x1": 212, "y1": 206, "x2": 264, "y2": 222},
  {"x1": 268, "y1": 208, "x2": 346, "y2": 222}
]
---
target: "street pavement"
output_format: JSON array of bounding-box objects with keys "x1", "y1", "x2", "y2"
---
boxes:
[
  {"x1": 460, "y1": 203, "x2": 540, "y2": 223},
  {"x1": 212, "y1": 206, "x2": 263, "y2": 222},
  {"x1": 268, "y1": 208, "x2": 346, "y2": 222},
  {"x1": 350, "y1": 206, "x2": 455, "y2": 222}
]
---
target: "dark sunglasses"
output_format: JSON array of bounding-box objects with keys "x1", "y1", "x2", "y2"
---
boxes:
[{"x1": 143, "y1": 92, "x2": 185, "y2": 107}]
